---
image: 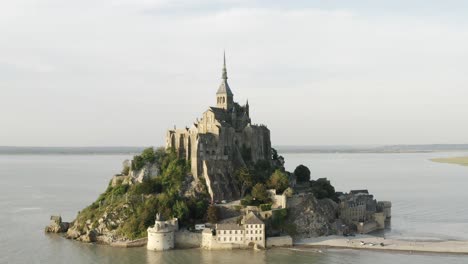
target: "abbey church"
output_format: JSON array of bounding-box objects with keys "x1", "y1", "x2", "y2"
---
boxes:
[{"x1": 166, "y1": 54, "x2": 272, "y2": 202}]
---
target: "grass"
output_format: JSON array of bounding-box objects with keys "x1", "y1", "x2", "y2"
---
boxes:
[{"x1": 430, "y1": 156, "x2": 468, "y2": 166}]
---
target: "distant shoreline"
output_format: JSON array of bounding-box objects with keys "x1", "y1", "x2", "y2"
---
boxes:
[{"x1": 2, "y1": 144, "x2": 468, "y2": 155}]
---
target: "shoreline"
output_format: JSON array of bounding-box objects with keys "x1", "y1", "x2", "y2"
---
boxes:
[
  {"x1": 51, "y1": 232, "x2": 468, "y2": 255},
  {"x1": 294, "y1": 235, "x2": 468, "y2": 255}
]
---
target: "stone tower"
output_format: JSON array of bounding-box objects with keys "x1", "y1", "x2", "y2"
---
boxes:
[{"x1": 216, "y1": 52, "x2": 234, "y2": 110}]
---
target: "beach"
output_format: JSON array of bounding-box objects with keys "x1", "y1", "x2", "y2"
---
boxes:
[{"x1": 296, "y1": 235, "x2": 468, "y2": 254}]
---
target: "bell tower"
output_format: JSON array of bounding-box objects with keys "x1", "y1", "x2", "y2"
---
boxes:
[{"x1": 216, "y1": 52, "x2": 234, "y2": 110}]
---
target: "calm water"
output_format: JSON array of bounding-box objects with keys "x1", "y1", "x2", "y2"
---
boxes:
[{"x1": 1, "y1": 152, "x2": 468, "y2": 263}]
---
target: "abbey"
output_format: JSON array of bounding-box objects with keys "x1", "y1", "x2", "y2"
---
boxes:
[{"x1": 166, "y1": 54, "x2": 272, "y2": 202}]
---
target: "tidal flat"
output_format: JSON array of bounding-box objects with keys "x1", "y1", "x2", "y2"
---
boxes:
[{"x1": 430, "y1": 156, "x2": 468, "y2": 166}]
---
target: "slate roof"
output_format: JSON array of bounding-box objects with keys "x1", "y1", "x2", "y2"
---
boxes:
[
  {"x1": 244, "y1": 212, "x2": 264, "y2": 225},
  {"x1": 216, "y1": 80, "x2": 233, "y2": 96},
  {"x1": 216, "y1": 223, "x2": 244, "y2": 230},
  {"x1": 209, "y1": 107, "x2": 227, "y2": 121}
]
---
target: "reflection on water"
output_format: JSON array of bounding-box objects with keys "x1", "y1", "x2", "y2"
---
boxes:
[{"x1": 1, "y1": 153, "x2": 468, "y2": 263}]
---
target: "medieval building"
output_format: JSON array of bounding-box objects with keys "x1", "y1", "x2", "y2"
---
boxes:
[{"x1": 166, "y1": 54, "x2": 272, "y2": 202}]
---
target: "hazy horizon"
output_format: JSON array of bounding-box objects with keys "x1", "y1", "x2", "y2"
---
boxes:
[{"x1": 2, "y1": 1, "x2": 468, "y2": 146}]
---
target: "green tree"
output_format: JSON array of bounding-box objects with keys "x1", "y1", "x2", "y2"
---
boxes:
[
  {"x1": 294, "y1": 164, "x2": 311, "y2": 182},
  {"x1": 207, "y1": 205, "x2": 219, "y2": 224},
  {"x1": 251, "y1": 183, "x2": 270, "y2": 204},
  {"x1": 173, "y1": 200, "x2": 189, "y2": 221},
  {"x1": 267, "y1": 169, "x2": 289, "y2": 193},
  {"x1": 236, "y1": 166, "x2": 254, "y2": 197},
  {"x1": 141, "y1": 147, "x2": 156, "y2": 163},
  {"x1": 310, "y1": 178, "x2": 336, "y2": 200}
]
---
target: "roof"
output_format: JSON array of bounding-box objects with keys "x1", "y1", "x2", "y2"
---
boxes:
[
  {"x1": 216, "y1": 80, "x2": 233, "y2": 96},
  {"x1": 244, "y1": 212, "x2": 264, "y2": 225},
  {"x1": 209, "y1": 107, "x2": 227, "y2": 121},
  {"x1": 216, "y1": 224, "x2": 244, "y2": 230},
  {"x1": 216, "y1": 53, "x2": 233, "y2": 96},
  {"x1": 350, "y1": 190, "x2": 369, "y2": 195}
]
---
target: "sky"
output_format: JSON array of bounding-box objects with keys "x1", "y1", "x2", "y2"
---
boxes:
[{"x1": 1, "y1": 0, "x2": 468, "y2": 147}]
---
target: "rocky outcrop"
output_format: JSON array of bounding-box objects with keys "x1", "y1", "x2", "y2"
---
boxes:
[
  {"x1": 45, "y1": 216, "x2": 70, "y2": 233},
  {"x1": 66, "y1": 205, "x2": 128, "y2": 244},
  {"x1": 286, "y1": 194, "x2": 338, "y2": 239},
  {"x1": 130, "y1": 162, "x2": 159, "y2": 183},
  {"x1": 45, "y1": 222, "x2": 70, "y2": 233},
  {"x1": 111, "y1": 161, "x2": 160, "y2": 187}
]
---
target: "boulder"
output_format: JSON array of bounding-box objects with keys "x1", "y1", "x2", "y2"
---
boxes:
[{"x1": 66, "y1": 228, "x2": 81, "y2": 239}]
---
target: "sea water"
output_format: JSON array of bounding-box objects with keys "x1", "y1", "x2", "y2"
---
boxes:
[{"x1": 1, "y1": 152, "x2": 467, "y2": 263}]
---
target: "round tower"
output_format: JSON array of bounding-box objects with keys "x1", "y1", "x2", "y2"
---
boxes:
[{"x1": 147, "y1": 213, "x2": 176, "y2": 251}]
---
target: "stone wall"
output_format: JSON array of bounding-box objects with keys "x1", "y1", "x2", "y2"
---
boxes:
[
  {"x1": 201, "y1": 231, "x2": 248, "y2": 250},
  {"x1": 175, "y1": 231, "x2": 202, "y2": 248},
  {"x1": 266, "y1": 236, "x2": 293, "y2": 248}
]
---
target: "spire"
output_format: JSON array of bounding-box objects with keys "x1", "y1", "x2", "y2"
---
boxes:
[{"x1": 222, "y1": 50, "x2": 228, "y2": 80}]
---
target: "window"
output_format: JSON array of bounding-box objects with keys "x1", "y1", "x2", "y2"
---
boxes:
[
  {"x1": 224, "y1": 237, "x2": 226, "y2": 241},
  {"x1": 235, "y1": 231, "x2": 237, "y2": 234},
  {"x1": 229, "y1": 231, "x2": 232, "y2": 234},
  {"x1": 260, "y1": 237, "x2": 262, "y2": 240}
]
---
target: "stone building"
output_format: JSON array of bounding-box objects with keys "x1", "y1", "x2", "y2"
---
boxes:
[
  {"x1": 203, "y1": 211, "x2": 266, "y2": 249},
  {"x1": 166, "y1": 54, "x2": 272, "y2": 202},
  {"x1": 338, "y1": 190, "x2": 392, "y2": 234},
  {"x1": 147, "y1": 213, "x2": 179, "y2": 251},
  {"x1": 242, "y1": 212, "x2": 266, "y2": 247}
]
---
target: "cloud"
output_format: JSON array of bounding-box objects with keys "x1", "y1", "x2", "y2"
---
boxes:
[{"x1": 1, "y1": 1, "x2": 468, "y2": 146}]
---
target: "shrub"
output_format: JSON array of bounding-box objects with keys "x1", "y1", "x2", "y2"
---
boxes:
[
  {"x1": 267, "y1": 170, "x2": 289, "y2": 193},
  {"x1": 294, "y1": 164, "x2": 311, "y2": 182},
  {"x1": 310, "y1": 178, "x2": 336, "y2": 200},
  {"x1": 251, "y1": 183, "x2": 270, "y2": 204},
  {"x1": 112, "y1": 184, "x2": 129, "y2": 196},
  {"x1": 260, "y1": 203, "x2": 272, "y2": 211},
  {"x1": 207, "y1": 205, "x2": 220, "y2": 224}
]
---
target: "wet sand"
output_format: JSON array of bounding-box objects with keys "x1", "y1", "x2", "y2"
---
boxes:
[{"x1": 295, "y1": 235, "x2": 468, "y2": 254}]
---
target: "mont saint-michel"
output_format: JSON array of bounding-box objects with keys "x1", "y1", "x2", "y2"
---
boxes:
[{"x1": 45, "y1": 55, "x2": 392, "y2": 251}]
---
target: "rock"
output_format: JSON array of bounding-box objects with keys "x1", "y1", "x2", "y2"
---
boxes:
[
  {"x1": 45, "y1": 215, "x2": 70, "y2": 233},
  {"x1": 66, "y1": 228, "x2": 81, "y2": 239},
  {"x1": 81, "y1": 230, "x2": 98, "y2": 243},
  {"x1": 286, "y1": 194, "x2": 338, "y2": 239},
  {"x1": 129, "y1": 162, "x2": 159, "y2": 183}
]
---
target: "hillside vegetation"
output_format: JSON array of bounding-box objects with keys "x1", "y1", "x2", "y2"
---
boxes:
[{"x1": 69, "y1": 148, "x2": 210, "y2": 241}]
